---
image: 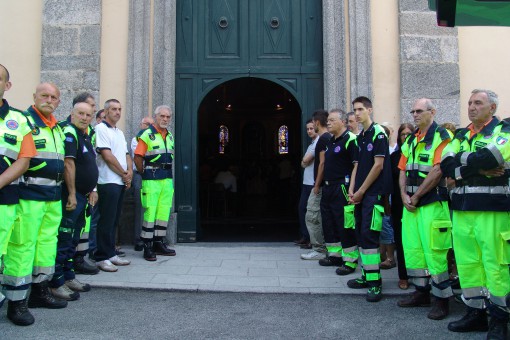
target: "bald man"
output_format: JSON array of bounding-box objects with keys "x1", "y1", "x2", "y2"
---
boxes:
[{"x1": 2, "y1": 83, "x2": 67, "y2": 326}]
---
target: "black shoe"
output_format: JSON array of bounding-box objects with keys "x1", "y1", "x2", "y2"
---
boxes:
[
  {"x1": 448, "y1": 307, "x2": 488, "y2": 333},
  {"x1": 134, "y1": 241, "x2": 144, "y2": 252},
  {"x1": 427, "y1": 298, "x2": 449, "y2": 320},
  {"x1": 300, "y1": 243, "x2": 312, "y2": 249},
  {"x1": 143, "y1": 241, "x2": 157, "y2": 261},
  {"x1": 28, "y1": 281, "x2": 68, "y2": 309},
  {"x1": 398, "y1": 290, "x2": 431, "y2": 307},
  {"x1": 7, "y1": 299, "x2": 34, "y2": 326},
  {"x1": 318, "y1": 257, "x2": 343, "y2": 267},
  {"x1": 153, "y1": 240, "x2": 176, "y2": 256},
  {"x1": 74, "y1": 255, "x2": 99, "y2": 275},
  {"x1": 115, "y1": 248, "x2": 126, "y2": 257},
  {"x1": 336, "y1": 265, "x2": 356, "y2": 276},
  {"x1": 487, "y1": 316, "x2": 509, "y2": 340},
  {"x1": 366, "y1": 286, "x2": 383, "y2": 303},
  {"x1": 347, "y1": 277, "x2": 368, "y2": 289}
]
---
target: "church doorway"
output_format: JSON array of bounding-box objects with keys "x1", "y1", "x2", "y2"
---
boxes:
[{"x1": 198, "y1": 77, "x2": 302, "y2": 242}]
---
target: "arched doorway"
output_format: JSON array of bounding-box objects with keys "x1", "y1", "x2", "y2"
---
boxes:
[{"x1": 198, "y1": 77, "x2": 302, "y2": 241}]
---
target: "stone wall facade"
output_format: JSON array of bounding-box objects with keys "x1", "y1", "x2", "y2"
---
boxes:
[
  {"x1": 41, "y1": 0, "x2": 102, "y2": 118},
  {"x1": 399, "y1": 0, "x2": 460, "y2": 125}
]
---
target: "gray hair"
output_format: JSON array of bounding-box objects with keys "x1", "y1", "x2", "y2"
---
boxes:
[
  {"x1": 329, "y1": 108, "x2": 348, "y2": 124},
  {"x1": 472, "y1": 89, "x2": 499, "y2": 112},
  {"x1": 154, "y1": 105, "x2": 172, "y2": 116}
]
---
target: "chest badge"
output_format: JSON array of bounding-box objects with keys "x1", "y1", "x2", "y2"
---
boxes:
[
  {"x1": 367, "y1": 143, "x2": 373, "y2": 151},
  {"x1": 334, "y1": 146, "x2": 341, "y2": 153},
  {"x1": 32, "y1": 127, "x2": 40, "y2": 136},
  {"x1": 425, "y1": 144, "x2": 432, "y2": 151},
  {"x1": 6, "y1": 120, "x2": 19, "y2": 130},
  {"x1": 149, "y1": 134, "x2": 156, "y2": 141}
]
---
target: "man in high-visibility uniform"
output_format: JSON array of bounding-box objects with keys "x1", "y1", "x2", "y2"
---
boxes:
[
  {"x1": 134, "y1": 105, "x2": 176, "y2": 261},
  {"x1": 2, "y1": 82, "x2": 67, "y2": 326},
  {"x1": 397, "y1": 98, "x2": 453, "y2": 320},
  {"x1": 49, "y1": 102, "x2": 98, "y2": 301},
  {"x1": 318, "y1": 109, "x2": 359, "y2": 273},
  {"x1": 441, "y1": 89, "x2": 510, "y2": 339},
  {"x1": 347, "y1": 96, "x2": 392, "y2": 303},
  {"x1": 0, "y1": 64, "x2": 37, "y2": 325}
]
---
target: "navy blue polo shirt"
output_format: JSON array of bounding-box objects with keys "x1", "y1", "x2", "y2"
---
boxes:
[
  {"x1": 323, "y1": 130, "x2": 358, "y2": 181},
  {"x1": 313, "y1": 132, "x2": 331, "y2": 182},
  {"x1": 354, "y1": 122, "x2": 392, "y2": 195},
  {"x1": 64, "y1": 124, "x2": 98, "y2": 195}
]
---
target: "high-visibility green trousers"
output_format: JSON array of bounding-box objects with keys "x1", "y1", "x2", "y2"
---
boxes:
[
  {"x1": 2, "y1": 199, "x2": 62, "y2": 301},
  {"x1": 452, "y1": 210, "x2": 510, "y2": 309},
  {"x1": 402, "y1": 200, "x2": 453, "y2": 298},
  {"x1": 141, "y1": 178, "x2": 174, "y2": 240},
  {"x1": 0, "y1": 204, "x2": 17, "y2": 302}
]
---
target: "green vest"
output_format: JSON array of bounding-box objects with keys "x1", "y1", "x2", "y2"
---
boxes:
[
  {"x1": 19, "y1": 106, "x2": 65, "y2": 201},
  {"x1": 401, "y1": 121, "x2": 451, "y2": 206},
  {"x1": 139, "y1": 124, "x2": 174, "y2": 180},
  {"x1": 0, "y1": 101, "x2": 33, "y2": 204}
]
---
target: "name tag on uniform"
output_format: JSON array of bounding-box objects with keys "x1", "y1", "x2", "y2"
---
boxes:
[{"x1": 419, "y1": 154, "x2": 429, "y2": 163}]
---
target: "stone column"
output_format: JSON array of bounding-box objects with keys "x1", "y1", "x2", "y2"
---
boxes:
[
  {"x1": 322, "y1": 0, "x2": 346, "y2": 110},
  {"x1": 41, "y1": 0, "x2": 102, "y2": 118},
  {"x1": 399, "y1": 0, "x2": 460, "y2": 125},
  {"x1": 126, "y1": 0, "x2": 151, "y2": 141}
]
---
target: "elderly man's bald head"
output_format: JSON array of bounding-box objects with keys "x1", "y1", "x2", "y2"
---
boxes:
[{"x1": 33, "y1": 83, "x2": 61, "y2": 117}]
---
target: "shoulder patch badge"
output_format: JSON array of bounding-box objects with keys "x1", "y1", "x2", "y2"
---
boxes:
[
  {"x1": 496, "y1": 136, "x2": 508, "y2": 145},
  {"x1": 378, "y1": 134, "x2": 385, "y2": 139},
  {"x1": 5, "y1": 120, "x2": 19, "y2": 130}
]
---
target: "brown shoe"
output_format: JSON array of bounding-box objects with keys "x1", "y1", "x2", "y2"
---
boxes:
[
  {"x1": 300, "y1": 243, "x2": 312, "y2": 249},
  {"x1": 398, "y1": 290, "x2": 431, "y2": 307},
  {"x1": 293, "y1": 238, "x2": 307, "y2": 245},
  {"x1": 380, "y1": 258, "x2": 396, "y2": 270},
  {"x1": 427, "y1": 298, "x2": 449, "y2": 320}
]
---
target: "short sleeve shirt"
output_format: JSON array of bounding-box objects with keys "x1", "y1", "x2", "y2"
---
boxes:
[
  {"x1": 323, "y1": 130, "x2": 358, "y2": 181},
  {"x1": 355, "y1": 123, "x2": 392, "y2": 195},
  {"x1": 314, "y1": 132, "x2": 331, "y2": 182},
  {"x1": 64, "y1": 124, "x2": 99, "y2": 194},
  {"x1": 95, "y1": 121, "x2": 128, "y2": 185},
  {"x1": 303, "y1": 136, "x2": 318, "y2": 185}
]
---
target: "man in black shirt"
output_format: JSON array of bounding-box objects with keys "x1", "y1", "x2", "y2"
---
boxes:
[
  {"x1": 301, "y1": 110, "x2": 330, "y2": 260},
  {"x1": 318, "y1": 109, "x2": 359, "y2": 274},
  {"x1": 50, "y1": 102, "x2": 99, "y2": 300},
  {"x1": 347, "y1": 96, "x2": 392, "y2": 302}
]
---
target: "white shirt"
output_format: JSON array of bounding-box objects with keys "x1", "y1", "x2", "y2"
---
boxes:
[
  {"x1": 214, "y1": 171, "x2": 237, "y2": 192},
  {"x1": 95, "y1": 121, "x2": 129, "y2": 185},
  {"x1": 303, "y1": 137, "x2": 318, "y2": 185},
  {"x1": 131, "y1": 137, "x2": 138, "y2": 171}
]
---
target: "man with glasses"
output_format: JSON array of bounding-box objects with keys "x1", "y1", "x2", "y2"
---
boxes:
[{"x1": 397, "y1": 98, "x2": 453, "y2": 320}]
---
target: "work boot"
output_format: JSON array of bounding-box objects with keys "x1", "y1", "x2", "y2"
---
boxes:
[
  {"x1": 335, "y1": 265, "x2": 356, "y2": 276},
  {"x1": 134, "y1": 240, "x2": 144, "y2": 251},
  {"x1": 427, "y1": 297, "x2": 449, "y2": 320},
  {"x1": 347, "y1": 277, "x2": 368, "y2": 289},
  {"x1": 487, "y1": 316, "x2": 509, "y2": 340},
  {"x1": 28, "y1": 281, "x2": 68, "y2": 309},
  {"x1": 153, "y1": 240, "x2": 176, "y2": 256},
  {"x1": 398, "y1": 290, "x2": 431, "y2": 307},
  {"x1": 74, "y1": 255, "x2": 99, "y2": 275},
  {"x1": 143, "y1": 241, "x2": 157, "y2": 261},
  {"x1": 366, "y1": 286, "x2": 383, "y2": 303},
  {"x1": 50, "y1": 285, "x2": 80, "y2": 301},
  {"x1": 65, "y1": 278, "x2": 91, "y2": 292},
  {"x1": 7, "y1": 299, "x2": 34, "y2": 326},
  {"x1": 448, "y1": 307, "x2": 488, "y2": 333},
  {"x1": 318, "y1": 256, "x2": 343, "y2": 267}
]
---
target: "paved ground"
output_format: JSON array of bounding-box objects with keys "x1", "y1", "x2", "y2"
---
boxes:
[
  {"x1": 0, "y1": 289, "x2": 482, "y2": 340},
  {"x1": 79, "y1": 243, "x2": 404, "y2": 295}
]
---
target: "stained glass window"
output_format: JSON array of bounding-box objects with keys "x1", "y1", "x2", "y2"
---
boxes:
[
  {"x1": 278, "y1": 125, "x2": 288, "y2": 154},
  {"x1": 219, "y1": 125, "x2": 229, "y2": 154}
]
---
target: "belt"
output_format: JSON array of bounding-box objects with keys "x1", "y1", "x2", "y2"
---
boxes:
[
  {"x1": 145, "y1": 163, "x2": 172, "y2": 170},
  {"x1": 324, "y1": 179, "x2": 344, "y2": 186}
]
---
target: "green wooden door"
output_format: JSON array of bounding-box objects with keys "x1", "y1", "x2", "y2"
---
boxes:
[{"x1": 175, "y1": 0, "x2": 323, "y2": 242}]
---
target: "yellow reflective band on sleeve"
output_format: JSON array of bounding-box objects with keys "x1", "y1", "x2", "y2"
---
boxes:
[{"x1": 3, "y1": 156, "x2": 12, "y2": 167}]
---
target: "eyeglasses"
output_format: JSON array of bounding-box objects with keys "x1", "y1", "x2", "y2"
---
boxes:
[{"x1": 410, "y1": 109, "x2": 430, "y2": 115}]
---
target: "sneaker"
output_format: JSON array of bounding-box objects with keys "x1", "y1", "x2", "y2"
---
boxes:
[
  {"x1": 97, "y1": 259, "x2": 118, "y2": 272},
  {"x1": 300, "y1": 250, "x2": 327, "y2": 260},
  {"x1": 366, "y1": 286, "x2": 383, "y2": 302},
  {"x1": 109, "y1": 255, "x2": 131, "y2": 266},
  {"x1": 336, "y1": 265, "x2": 356, "y2": 276},
  {"x1": 115, "y1": 247, "x2": 126, "y2": 257},
  {"x1": 50, "y1": 285, "x2": 80, "y2": 301},
  {"x1": 65, "y1": 279, "x2": 91, "y2": 292},
  {"x1": 347, "y1": 277, "x2": 369, "y2": 289}
]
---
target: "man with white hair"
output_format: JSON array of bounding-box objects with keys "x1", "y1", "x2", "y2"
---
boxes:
[{"x1": 134, "y1": 105, "x2": 176, "y2": 261}]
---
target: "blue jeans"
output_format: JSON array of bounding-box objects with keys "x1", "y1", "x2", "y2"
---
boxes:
[
  {"x1": 298, "y1": 185, "x2": 312, "y2": 241},
  {"x1": 50, "y1": 188, "x2": 88, "y2": 288},
  {"x1": 95, "y1": 183, "x2": 125, "y2": 261},
  {"x1": 380, "y1": 215, "x2": 394, "y2": 244}
]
